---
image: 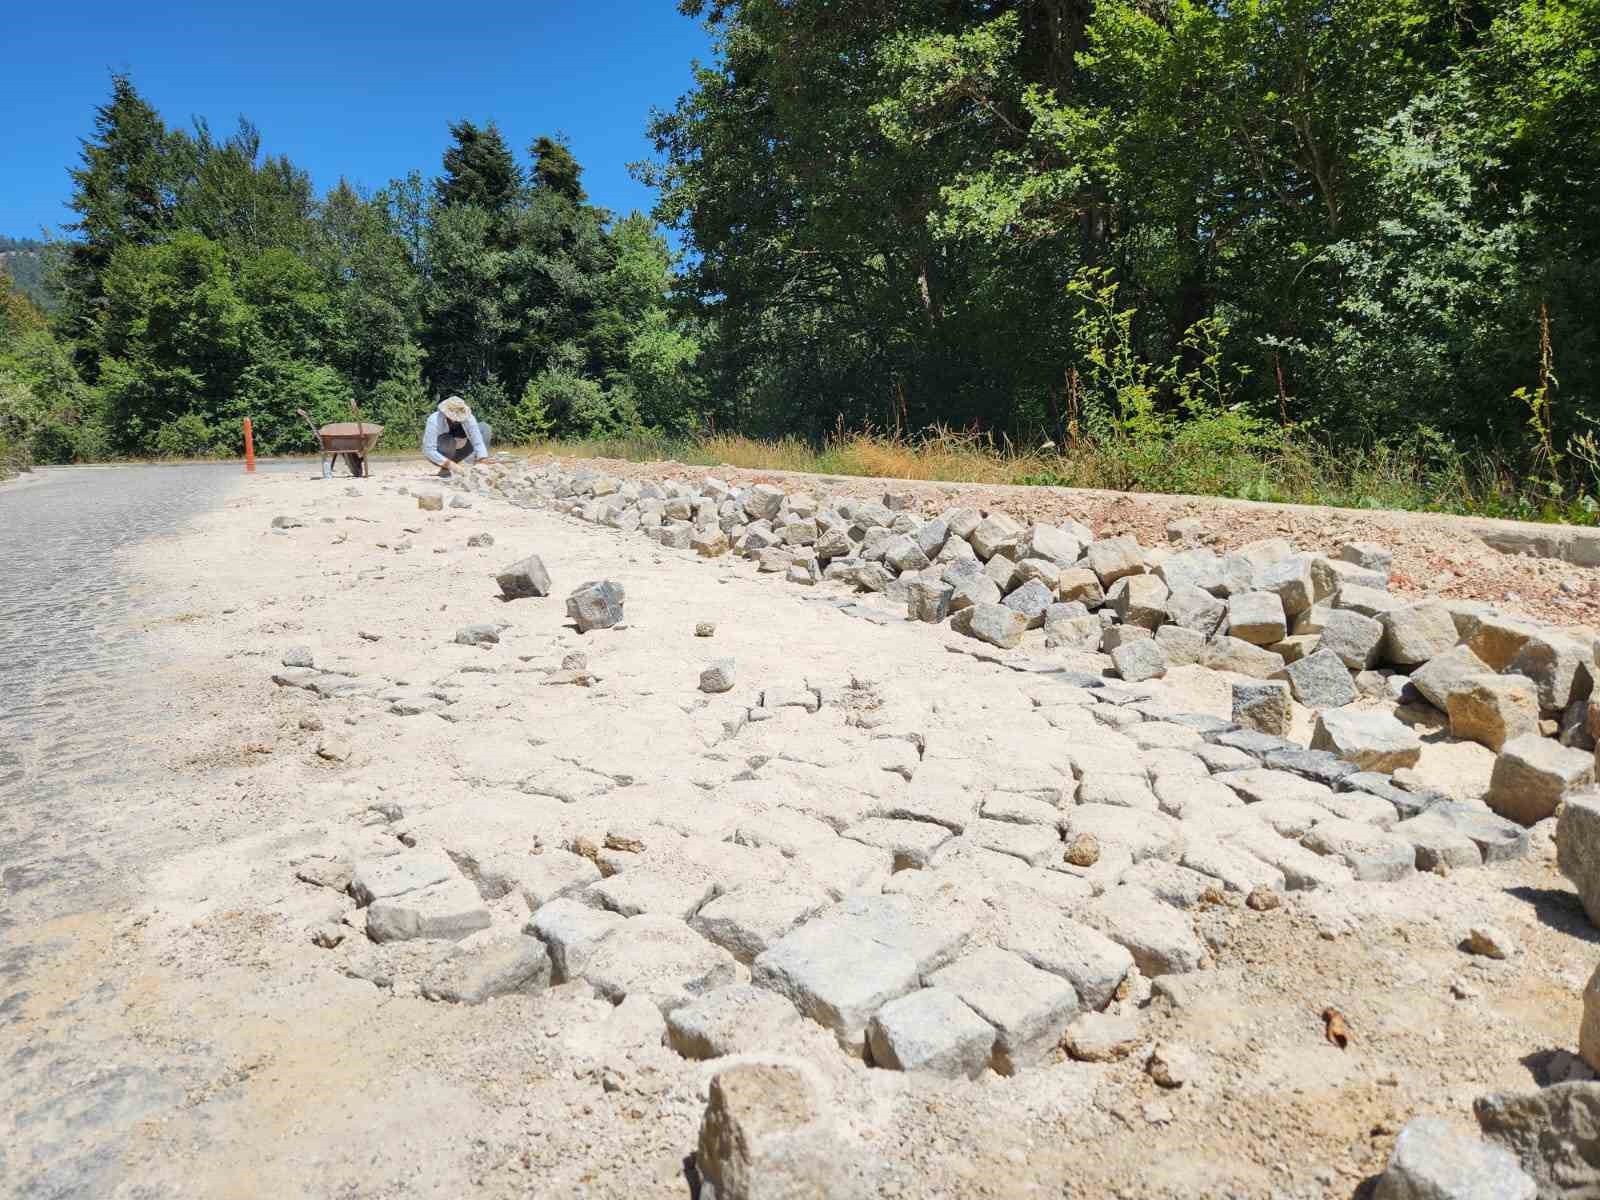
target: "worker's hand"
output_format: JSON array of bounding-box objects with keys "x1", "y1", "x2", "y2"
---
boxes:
[{"x1": 441, "y1": 459, "x2": 460, "y2": 474}]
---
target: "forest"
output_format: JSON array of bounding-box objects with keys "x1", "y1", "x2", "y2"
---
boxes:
[{"x1": 2, "y1": 0, "x2": 1597, "y2": 517}]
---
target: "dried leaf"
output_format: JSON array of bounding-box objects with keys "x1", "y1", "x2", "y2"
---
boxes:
[{"x1": 1322, "y1": 1006, "x2": 1349, "y2": 1049}]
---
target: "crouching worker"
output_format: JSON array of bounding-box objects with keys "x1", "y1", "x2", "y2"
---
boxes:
[{"x1": 422, "y1": 395, "x2": 492, "y2": 477}]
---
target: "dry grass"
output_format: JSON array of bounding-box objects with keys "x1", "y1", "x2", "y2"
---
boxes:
[{"x1": 531, "y1": 427, "x2": 1056, "y2": 486}]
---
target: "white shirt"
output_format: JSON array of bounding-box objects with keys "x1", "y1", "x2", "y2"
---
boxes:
[{"x1": 421, "y1": 408, "x2": 488, "y2": 465}]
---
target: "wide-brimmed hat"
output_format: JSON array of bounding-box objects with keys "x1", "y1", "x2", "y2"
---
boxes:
[{"x1": 439, "y1": 396, "x2": 471, "y2": 422}]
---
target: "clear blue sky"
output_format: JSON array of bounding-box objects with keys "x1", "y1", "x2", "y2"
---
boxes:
[{"x1": 0, "y1": 1, "x2": 715, "y2": 238}]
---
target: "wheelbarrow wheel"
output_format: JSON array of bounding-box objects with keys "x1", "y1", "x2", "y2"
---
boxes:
[{"x1": 343, "y1": 452, "x2": 365, "y2": 477}]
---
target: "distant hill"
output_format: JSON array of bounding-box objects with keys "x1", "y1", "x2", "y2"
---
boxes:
[{"x1": 0, "y1": 237, "x2": 60, "y2": 311}]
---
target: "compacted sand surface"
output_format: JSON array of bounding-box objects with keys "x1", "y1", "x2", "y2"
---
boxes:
[{"x1": 1, "y1": 460, "x2": 1594, "y2": 1199}]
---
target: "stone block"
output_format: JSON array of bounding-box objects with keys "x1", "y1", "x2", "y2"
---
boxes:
[
  {"x1": 420, "y1": 933, "x2": 552, "y2": 1004},
  {"x1": 1559, "y1": 792, "x2": 1600, "y2": 926},
  {"x1": 1061, "y1": 804, "x2": 1183, "y2": 863},
  {"x1": 1468, "y1": 617, "x2": 1544, "y2": 672},
  {"x1": 969, "y1": 818, "x2": 1063, "y2": 867},
  {"x1": 1015, "y1": 557, "x2": 1062, "y2": 592},
  {"x1": 742, "y1": 483, "x2": 785, "y2": 520},
  {"x1": 751, "y1": 894, "x2": 973, "y2": 1054},
  {"x1": 1156, "y1": 624, "x2": 1206, "y2": 665},
  {"x1": 416, "y1": 491, "x2": 443, "y2": 512},
  {"x1": 526, "y1": 897, "x2": 626, "y2": 981},
  {"x1": 1112, "y1": 638, "x2": 1168, "y2": 684},
  {"x1": 1448, "y1": 675, "x2": 1540, "y2": 751},
  {"x1": 586, "y1": 868, "x2": 718, "y2": 922},
  {"x1": 983, "y1": 552, "x2": 1020, "y2": 592},
  {"x1": 1085, "y1": 884, "x2": 1205, "y2": 976},
  {"x1": 691, "y1": 882, "x2": 832, "y2": 963},
  {"x1": 1226, "y1": 822, "x2": 1353, "y2": 890},
  {"x1": 1180, "y1": 835, "x2": 1285, "y2": 894},
  {"x1": 580, "y1": 913, "x2": 740, "y2": 1013},
  {"x1": 1338, "y1": 583, "x2": 1403, "y2": 617},
  {"x1": 1166, "y1": 583, "x2": 1225, "y2": 636},
  {"x1": 1120, "y1": 859, "x2": 1218, "y2": 908},
  {"x1": 843, "y1": 817, "x2": 952, "y2": 870},
  {"x1": 1254, "y1": 557, "x2": 1315, "y2": 617},
  {"x1": 882, "y1": 534, "x2": 931, "y2": 574},
  {"x1": 1020, "y1": 524, "x2": 1081, "y2": 567},
  {"x1": 1584, "y1": 964, "x2": 1600, "y2": 1072},
  {"x1": 949, "y1": 574, "x2": 1002, "y2": 612},
  {"x1": 566, "y1": 579, "x2": 625, "y2": 632},
  {"x1": 350, "y1": 852, "x2": 454, "y2": 906},
  {"x1": 1277, "y1": 648, "x2": 1357, "y2": 708},
  {"x1": 1487, "y1": 735, "x2": 1594, "y2": 825},
  {"x1": 1311, "y1": 709, "x2": 1422, "y2": 772},
  {"x1": 952, "y1": 602, "x2": 1028, "y2": 650},
  {"x1": 692, "y1": 527, "x2": 729, "y2": 557},
  {"x1": 1109, "y1": 574, "x2": 1170, "y2": 630},
  {"x1": 1085, "y1": 536, "x2": 1146, "y2": 586},
  {"x1": 925, "y1": 947, "x2": 1079, "y2": 1075},
  {"x1": 1475, "y1": 1084, "x2": 1600, "y2": 1200},
  {"x1": 1232, "y1": 680, "x2": 1292, "y2": 736},
  {"x1": 1227, "y1": 591, "x2": 1288, "y2": 645},
  {"x1": 1003, "y1": 578, "x2": 1056, "y2": 629},
  {"x1": 1380, "y1": 602, "x2": 1461, "y2": 666},
  {"x1": 866, "y1": 987, "x2": 995, "y2": 1078},
  {"x1": 667, "y1": 984, "x2": 806, "y2": 1060},
  {"x1": 1339, "y1": 541, "x2": 1393, "y2": 575},
  {"x1": 1374, "y1": 1116, "x2": 1533, "y2": 1200},
  {"x1": 992, "y1": 908, "x2": 1132, "y2": 1011},
  {"x1": 1300, "y1": 817, "x2": 1416, "y2": 882},
  {"x1": 1508, "y1": 632, "x2": 1595, "y2": 711},
  {"x1": 697, "y1": 1062, "x2": 861, "y2": 1200},
  {"x1": 970, "y1": 512, "x2": 1024, "y2": 560},
  {"x1": 1412, "y1": 644, "x2": 1495, "y2": 712},
  {"x1": 1200, "y1": 636, "x2": 1284, "y2": 679},
  {"x1": 1059, "y1": 568, "x2": 1106, "y2": 608},
  {"x1": 367, "y1": 877, "x2": 492, "y2": 943}
]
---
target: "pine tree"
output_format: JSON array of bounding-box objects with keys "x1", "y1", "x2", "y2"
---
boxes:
[
  {"x1": 62, "y1": 75, "x2": 178, "y2": 363},
  {"x1": 434, "y1": 121, "x2": 522, "y2": 214}
]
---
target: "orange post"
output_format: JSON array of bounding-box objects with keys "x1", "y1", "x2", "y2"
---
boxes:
[{"x1": 243, "y1": 418, "x2": 256, "y2": 473}]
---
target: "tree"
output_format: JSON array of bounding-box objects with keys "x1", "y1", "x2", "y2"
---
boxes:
[
  {"x1": 62, "y1": 75, "x2": 180, "y2": 362},
  {"x1": 435, "y1": 121, "x2": 522, "y2": 216},
  {"x1": 96, "y1": 233, "x2": 251, "y2": 453}
]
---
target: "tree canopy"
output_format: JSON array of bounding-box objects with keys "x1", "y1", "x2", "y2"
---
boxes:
[
  {"x1": 1, "y1": 77, "x2": 697, "y2": 462},
  {"x1": 4, "y1": 8, "x2": 1598, "y2": 506}
]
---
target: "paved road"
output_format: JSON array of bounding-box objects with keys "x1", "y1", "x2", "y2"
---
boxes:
[
  {"x1": 0, "y1": 463, "x2": 325, "y2": 1199},
  {"x1": 0, "y1": 463, "x2": 317, "y2": 924}
]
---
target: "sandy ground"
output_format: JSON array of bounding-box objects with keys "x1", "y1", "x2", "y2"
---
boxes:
[
  {"x1": 4, "y1": 460, "x2": 1597, "y2": 1199},
  {"x1": 536, "y1": 455, "x2": 1600, "y2": 634}
]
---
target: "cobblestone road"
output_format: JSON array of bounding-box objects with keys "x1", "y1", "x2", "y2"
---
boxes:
[{"x1": 0, "y1": 465, "x2": 262, "y2": 924}]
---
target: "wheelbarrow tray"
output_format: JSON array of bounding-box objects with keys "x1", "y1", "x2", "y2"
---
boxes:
[{"x1": 316, "y1": 422, "x2": 384, "y2": 453}]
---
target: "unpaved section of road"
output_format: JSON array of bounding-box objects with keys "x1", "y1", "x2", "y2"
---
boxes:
[
  {"x1": 1, "y1": 461, "x2": 1594, "y2": 1198},
  {"x1": 543, "y1": 455, "x2": 1600, "y2": 632}
]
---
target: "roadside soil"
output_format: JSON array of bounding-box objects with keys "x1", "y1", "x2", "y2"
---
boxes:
[{"x1": 3, "y1": 460, "x2": 1594, "y2": 1199}]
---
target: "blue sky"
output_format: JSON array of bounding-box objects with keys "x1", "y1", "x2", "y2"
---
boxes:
[{"x1": 0, "y1": 1, "x2": 715, "y2": 238}]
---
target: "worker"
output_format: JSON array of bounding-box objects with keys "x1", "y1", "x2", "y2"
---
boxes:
[{"x1": 422, "y1": 395, "x2": 492, "y2": 477}]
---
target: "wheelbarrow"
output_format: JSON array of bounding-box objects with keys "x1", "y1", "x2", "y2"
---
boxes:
[{"x1": 297, "y1": 408, "x2": 383, "y2": 478}]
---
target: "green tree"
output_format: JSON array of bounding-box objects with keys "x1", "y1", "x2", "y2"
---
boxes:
[
  {"x1": 62, "y1": 74, "x2": 181, "y2": 362},
  {"x1": 96, "y1": 232, "x2": 251, "y2": 454}
]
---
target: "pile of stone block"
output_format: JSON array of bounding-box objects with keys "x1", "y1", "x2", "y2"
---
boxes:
[{"x1": 499, "y1": 464, "x2": 1600, "y2": 824}]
